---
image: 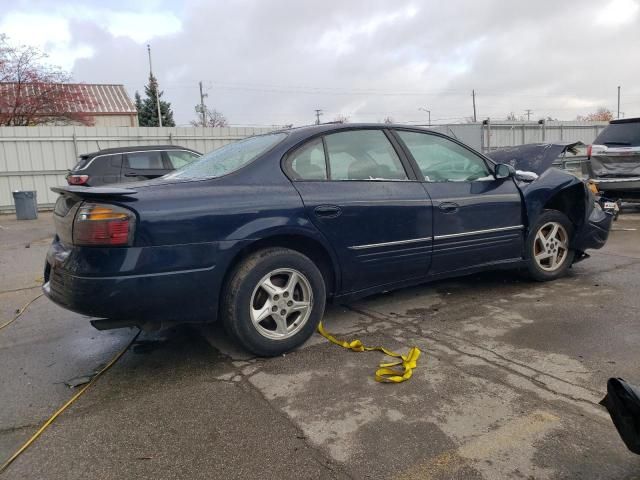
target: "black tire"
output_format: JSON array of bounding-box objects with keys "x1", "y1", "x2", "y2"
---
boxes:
[
  {"x1": 525, "y1": 209, "x2": 575, "y2": 282},
  {"x1": 221, "y1": 247, "x2": 326, "y2": 356}
]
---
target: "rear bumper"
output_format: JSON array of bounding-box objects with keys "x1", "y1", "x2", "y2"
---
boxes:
[
  {"x1": 43, "y1": 263, "x2": 218, "y2": 323},
  {"x1": 42, "y1": 239, "x2": 242, "y2": 324},
  {"x1": 573, "y1": 205, "x2": 614, "y2": 251},
  {"x1": 592, "y1": 177, "x2": 640, "y2": 197}
]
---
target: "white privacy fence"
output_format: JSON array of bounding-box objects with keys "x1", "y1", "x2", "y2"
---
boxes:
[
  {"x1": 430, "y1": 121, "x2": 609, "y2": 153},
  {"x1": 0, "y1": 126, "x2": 273, "y2": 212},
  {"x1": 0, "y1": 121, "x2": 610, "y2": 213}
]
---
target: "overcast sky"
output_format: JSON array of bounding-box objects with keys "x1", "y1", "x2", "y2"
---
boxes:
[{"x1": 1, "y1": 0, "x2": 639, "y2": 126}]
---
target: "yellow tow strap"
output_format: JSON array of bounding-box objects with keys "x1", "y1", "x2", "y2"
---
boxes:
[{"x1": 317, "y1": 322, "x2": 421, "y2": 383}]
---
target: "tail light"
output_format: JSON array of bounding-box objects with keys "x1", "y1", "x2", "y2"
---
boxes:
[
  {"x1": 73, "y1": 203, "x2": 135, "y2": 246},
  {"x1": 587, "y1": 145, "x2": 592, "y2": 159},
  {"x1": 68, "y1": 175, "x2": 89, "y2": 185}
]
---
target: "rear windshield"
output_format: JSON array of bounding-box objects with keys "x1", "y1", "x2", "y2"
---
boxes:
[
  {"x1": 594, "y1": 123, "x2": 640, "y2": 147},
  {"x1": 166, "y1": 133, "x2": 287, "y2": 180}
]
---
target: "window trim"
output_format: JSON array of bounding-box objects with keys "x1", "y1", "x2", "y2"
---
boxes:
[
  {"x1": 74, "y1": 149, "x2": 200, "y2": 172},
  {"x1": 282, "y1": 127, "x2": 418, "y2": 182},
  {"x1": 390, "y1": 128, "x2": 497, "y2": 183}
]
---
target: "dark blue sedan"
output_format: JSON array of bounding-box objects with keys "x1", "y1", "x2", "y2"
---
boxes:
[{"x1": 44, "y1": 124, "x2": 613, "y2": 355}]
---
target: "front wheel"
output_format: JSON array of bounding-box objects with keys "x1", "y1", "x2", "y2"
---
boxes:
[
  {"x1": 221, "y1": 248, "x2": 326, "y2": 356},
  {"x1": 525, "y1": 210, "x2": 575, "y2": 281}
]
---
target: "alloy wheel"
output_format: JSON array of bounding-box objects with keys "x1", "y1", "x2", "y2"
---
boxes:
[
  {"x1": 249, "y1": 268, "x2": 313, "y2": 340},
  {"x1": 533, "y1": 221, "x2": 569, "y2": 272}
]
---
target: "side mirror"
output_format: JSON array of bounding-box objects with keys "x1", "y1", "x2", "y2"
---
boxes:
[{"x1": 495, "y1": 163, "x2": 516, "y2": 179}]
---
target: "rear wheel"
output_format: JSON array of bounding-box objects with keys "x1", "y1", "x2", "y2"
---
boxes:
[
  {"x1": 525, "y1": 210, "x2": 575, "y2": 281},
  {"x1": 221, "y1": 248, "x2": 326, "y2": 356}
]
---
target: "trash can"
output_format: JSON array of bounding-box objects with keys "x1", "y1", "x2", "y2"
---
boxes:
[{"x1": 12, "y1": 191, "x2": 38, "y2": 220}]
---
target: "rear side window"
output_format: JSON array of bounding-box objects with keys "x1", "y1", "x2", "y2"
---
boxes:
[
  {"x1": 88, "y1": 154, "x2": 122, "y2": 174},
  {"x1": 289, "y1": 138, "x2": 327, "y2": 180},
  {"x1": 126, "y1": 151, "x2": 164, "y2": 170},
  {"x1": 324, "y1": 130, "x2": 407, "y2": 180},
  {"x1": 594, "y1": 123, "x2": 640, "y2": 147},
  {"x1": 166, "y1": 150, "x2": 200, "y2": 169}
]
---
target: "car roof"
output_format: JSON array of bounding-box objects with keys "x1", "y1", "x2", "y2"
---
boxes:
[
  {"x1": 610, "y1": 117, "x2": 640, "y2": 125},
  {"x1": 278, "y1": 122, "x2": 431, "y2": 134},
  {"x1": 81, "y1": 145, "x2": 201, "y2": 159},
  {"x1": 275, "y1": 122, "x2": 434, "y2": 143}
]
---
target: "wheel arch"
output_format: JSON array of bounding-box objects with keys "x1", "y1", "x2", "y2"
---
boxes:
[
  {"x1": 542, "y1": 182, "x2": 587, "y2": 230},
  {"x1": 521, "y1": 169, "x2": 588, "y2": 233},
  {"x1": 220, "y1": 230, "x2": 340, "y2": 306}
]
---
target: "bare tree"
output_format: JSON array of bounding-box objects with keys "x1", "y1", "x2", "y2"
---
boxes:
[
  {"x1": 577, "y1": 107, "x2": 614, "y2": 122},
  {"x1": 383, "y1": 116, "x2": 394, "y2": 124},
  {"x1": 191, "y1": 105, "x2": 228, "y2": 127},
  {"x1": 0, "y1": 35, "x2": 95, "y2": 126},
  {"x1": 332, "y1": 114, "x2": 350, "y2": 124}
]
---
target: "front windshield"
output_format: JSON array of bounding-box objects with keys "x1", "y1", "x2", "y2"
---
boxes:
[{"x1": 166, "y1": 132, "x2": 287, "y2": 180}]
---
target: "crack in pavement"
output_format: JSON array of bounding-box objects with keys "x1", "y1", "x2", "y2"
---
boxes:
[
  {"x1": 356, "y1": 305, "x2": 603, "y2": 398},
  {"x1": 0, "y1": 423, "x2": 40, "y2": 435},
  {"x1": 343, "y1": 305, "x2": 608, "y2": 420}
]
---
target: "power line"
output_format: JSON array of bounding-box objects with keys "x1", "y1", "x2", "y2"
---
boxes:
[{"x1": 314, "y1": 109, "x2": 323, "y2": 125}]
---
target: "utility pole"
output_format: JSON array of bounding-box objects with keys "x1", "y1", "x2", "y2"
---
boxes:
[
  {"x1": 147, "y1": 44, "x2": 163, "y2": 127},
  {"x1": 525, "y1": 109, "x2": 532, "y2": 121},
  {"x1": 617, "y1": 86, "x2": 621, "y2": 119},
  {"x1": 314, "y1": 109, "x2": 323, "y2": 125},
  {"x1": 472, "y1": 90, "x2": 477, "y2": 122},
  {"x1": 419, "y1": 107, "x2": 431, "y2": 126},
  {"x1": 199, "y1": 81, "x2": 208, "y2": 125}
]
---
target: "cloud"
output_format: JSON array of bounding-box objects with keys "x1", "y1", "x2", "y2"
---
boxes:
[
  {"x1": 595, "y1": 0, "x2": 640, "y2": 26},
  {"x1": 1, "y1": 0, "x2": 639, "y2": 125}
]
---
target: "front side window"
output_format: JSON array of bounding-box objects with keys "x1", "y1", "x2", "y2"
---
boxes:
[
  {"x1": 166, "y1": 150, "x2": 200, "y2": 169},
  {"x1": 324, "y1": 130, "x2": 408, "y2": 181},
  {"x1": 126, "y1": 151, "x2": 164, "y2": 170},
  {"x1": 167, "y1": 132, "x2": 287, "y2": 180},
  {"x1": 397, "y1": 131, "x2": 492, "y2": 182},
  {"x1": 289, "y1": 138, "x2": 327, "y2": 180}
]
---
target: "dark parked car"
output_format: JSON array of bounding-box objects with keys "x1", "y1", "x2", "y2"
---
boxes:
[
  {"x1": 587, "y1": 117, "x2": 640, "y2": 201},
  {"x1": 66, "y1": 145, "x2": 201, "y2": 186},
  {"x1": 44, "y1": 124, "x2": 613, "y2": 356}
]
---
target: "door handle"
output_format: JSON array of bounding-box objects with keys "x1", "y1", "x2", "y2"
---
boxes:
[
  {"x1": 314, "y1": 205, "x2": 342, "y2": 218},
  {"x1": 438, "y1": 202, "x2": 459, "y2": 213},
  {"x1": 124, "y1": 172, "x2": 140, "y2": 177}
]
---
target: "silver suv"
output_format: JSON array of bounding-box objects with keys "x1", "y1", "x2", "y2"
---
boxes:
[{"x1": 588, "y1": 118, "x2": 640, "y2": 202}]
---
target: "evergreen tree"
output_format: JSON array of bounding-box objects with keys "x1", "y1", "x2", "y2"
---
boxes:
[
  {"x1": 134, "y1": 91, "x2": 143, "y2": 125},
  {"x1": 137, "y1": 75, "x2": 175, "y2": 127}
]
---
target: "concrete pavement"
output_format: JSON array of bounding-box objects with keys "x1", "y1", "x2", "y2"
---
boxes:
[{"x1": 0, "y1": 211, "x2": 639, "y2": 479}]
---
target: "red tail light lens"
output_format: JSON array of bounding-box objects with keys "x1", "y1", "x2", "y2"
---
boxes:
[
  {"x1": 73, "y1": 203, "x2": 135, "y2": 246},
  {"x1": 68, "y1": 175, "x2": 89, "y2": 185},
  {"x1": 587, "y1": 145, "x2": 592, "y2": 159}
]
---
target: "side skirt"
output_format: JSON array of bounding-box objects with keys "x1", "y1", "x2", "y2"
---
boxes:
[{"x1": 331, "y1": 258, "x2": 526, "y2": 304}]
